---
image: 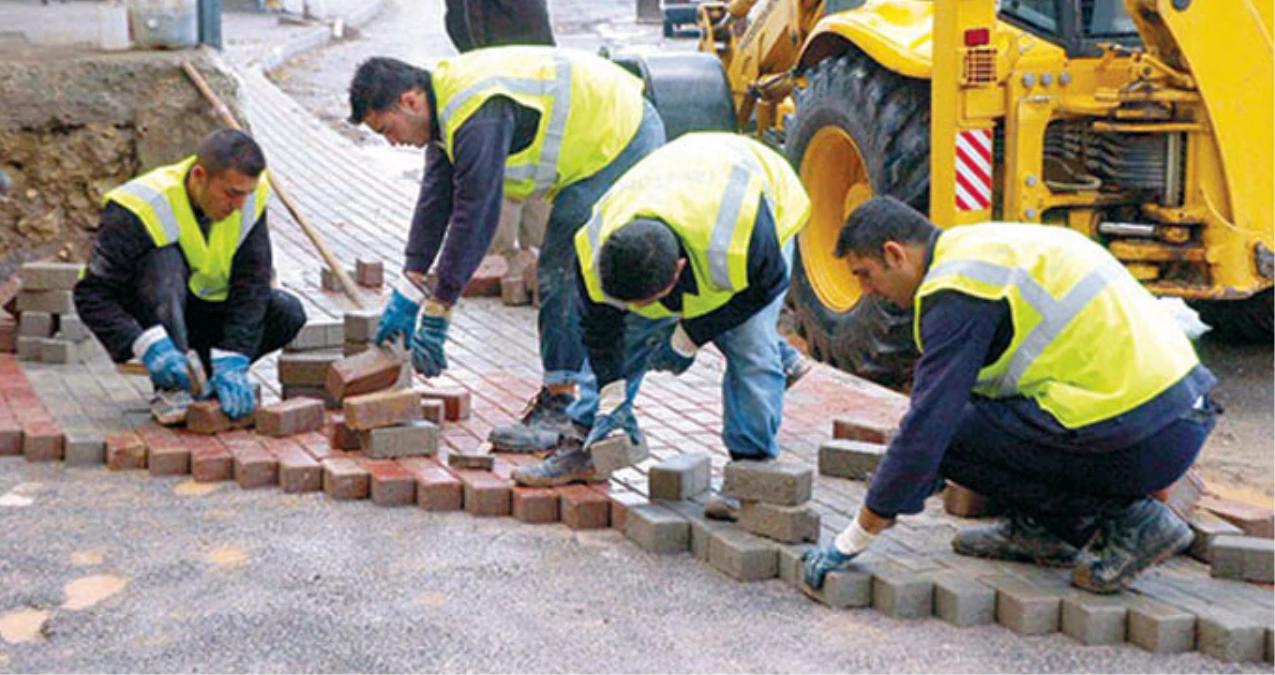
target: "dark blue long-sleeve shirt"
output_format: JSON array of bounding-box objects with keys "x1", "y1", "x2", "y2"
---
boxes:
[
  {"x1": 864, "y1": 232, "x2": 1217, "y2": 517},
  {"x1": 404, "y1": 95, "x2": 539, "y2": 304}
]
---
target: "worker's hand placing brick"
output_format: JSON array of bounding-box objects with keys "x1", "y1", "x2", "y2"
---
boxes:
[
  {"x1": 374, "y1": 287, "x2": 422, "y2": 347},
  {"x1": 512, "y1": 134, "x2": 813, "y2": 491},
  {"x1": 347, "y1": 48, "x2": 665, "y2": 453}
]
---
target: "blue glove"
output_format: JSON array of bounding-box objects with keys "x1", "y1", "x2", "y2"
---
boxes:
[
  {"x1": 210, "y1": 352, "x2": 254, "y2": 420},
  {"x1": 410, "y1": 313, "x2": 450, "y2": 378},
  {"x1": 802, "y1": 544, "x2": 859, "y2": 590},
  {"x1": 142, "y1": 335, "x2": 191, "y2": 392},
  {"x1": 651, "y1": 340, "x2": 695, "y2": 375},
  {"x1": 375, "y1": 289, "x2": 421, "y2": 346},
  {"x1": 584, "y1": 404, "x2": 642, "y2": 448}
]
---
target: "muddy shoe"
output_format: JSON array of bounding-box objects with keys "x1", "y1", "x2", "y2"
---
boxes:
[
  {"x1": 784, "y1": 355, "x2": 812, "y2": 390},
  {"x1": 1071, "y1": 499, "x2": 1193, "y2": 594},
  {"x1": 952, "y1": 513, "x2": 1081, "y2": 567},
  {"x1": 489, "y1": 387, "x2": 575, "y2": 453},
  {"x1": 150, "y1": 389, "x2": 194, "y2": 426},
  {"x1": 703, "y1": 495, "x2": 741, "y2": 522},
  {"x1": 511, "y1": 437, "x2": 604, "y2": 487}
]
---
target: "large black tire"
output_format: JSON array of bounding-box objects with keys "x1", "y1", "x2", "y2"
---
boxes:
[
  {"x1": 1194, "y1": 289, "x2": 1274, "y2": 343},
  {"x1": 785, "y1": 52, "x2": 931, "y2": 389}
]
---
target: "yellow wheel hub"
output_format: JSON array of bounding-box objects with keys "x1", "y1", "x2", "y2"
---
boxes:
[{"x1": 798, "y1": 126, "x2": 873, "y2": 313}]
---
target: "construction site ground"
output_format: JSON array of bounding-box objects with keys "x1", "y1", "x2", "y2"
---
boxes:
[{"x1": 0, "y1": 0, "x2": 1271, "y2": 672}]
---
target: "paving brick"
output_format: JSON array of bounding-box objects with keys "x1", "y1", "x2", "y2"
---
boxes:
[
  {"x1": 329, "y1": 415, "x2": 361, "y2": 450},
  {"x1": 18, "y1": 311, "x2": 53, "y2": 338},
  {"x1": 40, "y1": 338, "x2": 87, "y2": 364},
  {"x1": 232, "y1": 444, "x2": 278, "y2": 489},
  {"x1": 190, "y1": 441, "x2": 233, "y2": 482},
  {"x1": 561, "y1": 485, "x2": 610, "y2": 529},
  {"x1": 271, "y1": 442, "x2": 322, "y2": 493},
  {"x1": 358, "y1": 419, "x2": 438, "y2": 458},
  {"x1": 286, "y1": 320, "x2": 343, "y2": 352},
  {"x1": 420, "y1": 399, "x2": 444, "y2": 425},
  {"x1": 282, "y1": 385, "x2": 341, "y2": 409},
  {"x1": 104, "y1": 431, "x2": 144, "y2": 470},
  {"x1": 56, "y1": 314, "x2": 89, "y2": 342},
  {"x1": 989, "y1": 575, "x2": 1061, "y2": 636},
  {"x1": 18, "y1": 421, "x2": 60, "y2": 462},
  {"x1": 16, "y1": 336, "x2": 45, "y2": 360},
  {"x1": 648, "y1": 453, "x2": 711, "y2": 501},
  {"x1": 625, "y1": 503, "x2": 690, "y2": 554},
  {"x1": 343, "y1": 310, "x2": 380, "y2": 343},
  {"x1": 817, "y1": 439, "x2": 884, "y2": 481},
  {"x1": 1200, "y1": 496, "x2": 1275, "y2": 539},
  {"x1": 256, "y1": 398, "x2": 325, "y2": 437},
  {"x1": 62, "y1": 430, "x2": 105, "y2": 466},
  {"x1": 448, "y1": 452, "x2": 494, "y2": 470},
  {"x1": 708, "y1": 527, "x2": 779, "y2": 581},
  {"x1": 832, "y1": 413, "x2": 896, "y2": 444},
  {"x1": 186, "y1": 401, "x2": 254, "y2": 435},
  {"x1": 800, "y1": 566, "x2": 874, "y2": 609},
  {"x1": 777, "y1": 544, "x2": 811, "y2": 588},
  {"x1": 1188, "y1": 509, "x2": 1246, "y2": 562},
  {"x1": 589, "y1": 434, "x2": 648, "y2": 476},
  {"x1": 361, "y1": 459, "x2": 417, "y2": 507},
  {"x1": 325, "y1": 347, "x2": 400, "y2": 401},
  {"x1": 322, "y1": 457, "x2": 370, "y2": 500},
  {"x1": 0, "y1": 418, "x2": 21, "y2": 455},
  {"x1": 415, "y1": 386, "x2": 471, "y2": 421},
  {"x1": 1210, "y1": 535, "x2": 1275, "y2": 583},
  {"x1": 1061, "y1": 592, "x2": 1128, "y2": 645},
  {"x1": 663, "y1": 501, "x2": 729, "y2": 562},
  {"x1": 871, "y1": 566, "x2": 934, "y2": 619},
  {"x1": 607, "y1": 488, "x2": 647, "y2": 534},
  {"x1": 0, "y1": 316, "x2": 15, "y2": 352},
  {"x1": 19, "y1": 262, "x2": 83, "y2": 290},
  {"x1": 458, "y1": 469, "x2": 511, "y2": 516},
  {"x1": 1127, "y1": 596, "x2": 1196, "y2": 654},
  {"x1": 512, "y1": 486, "x2": 559, "y2": 524},
  {"x1": 722, "y1": 460, "x2": 812, "y2": 506},
  {"x1": 278, "y1": 350, "x2": 341, "y2": 386},
  {"x1": 932, "y1": 571, "x2": 996, "y2": 627},
  {"x1": 500, "y1": 276, "x2": 529, "y2": 305},
  {"x1": 738, "y1": 501, "x2": 820, "y2": 544},
  {"x1": 400, "y1": 458, "x2": 463, "y2": 511},
  {"x1": 16, "y1": 289, "x2": 74, "y2": 314},
  {"x1": 943, "y1": 482, "x2": 997, "y2": 518},
  {"x1": 343, "y1": 388, "x2": 420, "y2": 430},
  {"x1": 148, "y1": 445, "x2": 191, "y2": 476},
  {"x1": 355, "y1": 260, "x2": 383, "y2": 287},
  {"x1": 1198, "y1": 611, "x2": 1267, "y2": 663}
]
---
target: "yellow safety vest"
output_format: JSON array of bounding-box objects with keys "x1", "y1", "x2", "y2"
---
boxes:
[
  {"x1": 576, "y1": 133, "x2": 811, "y2": 320},
  {"x1": 915, "y1": 224, "x2": 1200, "y2": 429},
  {"x1": 103, "y1": 156, "x2": 270, "y2": 302},
  {"x1": 432, "y1": 46, "x2": 646, "y2": 201}
]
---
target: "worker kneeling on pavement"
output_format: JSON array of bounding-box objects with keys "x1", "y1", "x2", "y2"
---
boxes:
[
  {"x1": 803, "y1": 196, "x2": 1217, "y2": 595},
  {"x1": 74, "y1": 129, "x2": 306, "y2": 423},
  {"x1": 513, "y1": 133, "x2": 811, "y2": 496},
  {"x1": 347, "y1": 47, "x2": 665, "y2": 452}
]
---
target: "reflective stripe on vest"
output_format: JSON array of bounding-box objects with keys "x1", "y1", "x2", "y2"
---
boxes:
[
  {"x1": 111, "y1": 179, "x2": 182, "y2": 245},
  {"x1": 438, "y1": 57, "x2": 572, "y2": 193}
]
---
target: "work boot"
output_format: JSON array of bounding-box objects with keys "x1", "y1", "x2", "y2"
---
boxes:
[
  {"x1": 703, "y1": 495, "x2": 741, "y2": 522},
  {"x1": 785, "y1": 355, "x2": 812, "y2": 390},
  {"x1": 511, "y1": 436, "x2": 605, "y2": 487},
  {"x1": 150, "y1": 389, "x2": 194, "y2": 426},
  {"x1": 489, "y1": 387, "x2": 575, "y2": 453},
  {"x1": 952, "y1": 513, "x2": 1081, "y2": 567},
  {"x1": 1071, "y1": 499, "x2": 1193, "y2": 594}
]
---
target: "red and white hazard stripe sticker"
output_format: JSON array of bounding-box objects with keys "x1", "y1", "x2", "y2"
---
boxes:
[{"x1": 954, "y1": 128, "x2": 993, "y2": 212}]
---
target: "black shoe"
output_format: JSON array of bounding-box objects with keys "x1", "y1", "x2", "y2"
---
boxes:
[
  {"x1": 489, "y1": 387, "x2": 575, "y2": 453},
  {"x1": 952, "y1": 513, "x2": 1081, "y2": 567},
  {"x1": 511, "y1": 436, "x2": 604, "y2": 487},
  {"x1": 1071, "y1": 499, "x2": 1193, "y2": 594},
  {"x1": 703, "y1": 495, "x2": 740, "y2": 522}
]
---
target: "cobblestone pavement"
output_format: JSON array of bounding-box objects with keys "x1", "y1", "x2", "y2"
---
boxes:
[{"x1": 1, "y1": 0, "x2": 1271, "y2": 671}]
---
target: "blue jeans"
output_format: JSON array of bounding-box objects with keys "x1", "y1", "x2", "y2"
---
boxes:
[
  {"x1": 536, "y1": 99, "x2": 666, "y2": 386},
  {"x1": 568, "y1": 234, "x2": 800, "y2": 461}
]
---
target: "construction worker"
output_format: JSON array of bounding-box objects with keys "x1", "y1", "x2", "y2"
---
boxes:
[
  {"x1": 803, "y1": 196, "x2": 1217, "y2": 594},
  {"x1": 74, "y1": 129, "x2": 306, "y2": 423},
  {"x1": 347, "y1": 47, "x2": 666, "y2": 451},
  {"x1": 512, "y1": 133, "x2": 812, "y2": 505}
]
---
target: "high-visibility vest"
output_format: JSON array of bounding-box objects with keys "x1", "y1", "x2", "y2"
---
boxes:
[
  {"x1": 103, "y1": 156, "x2": 270, "y2": 302},
  {"x1": 432, "y1": 46, "x2": 646, "y2": 201},
  {"x1": 916, "y1": 224, "x2": 1200, "y2": 429},
  {"x1": 576, "y1": 133, "x2": 811, "y2": 320}
]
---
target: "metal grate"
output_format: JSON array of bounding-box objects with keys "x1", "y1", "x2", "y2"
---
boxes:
[{"x1": 962, "y1": 47, "x2": 998, "y2": 86}]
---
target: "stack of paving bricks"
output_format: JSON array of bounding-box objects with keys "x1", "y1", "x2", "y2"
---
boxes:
[
  {"x1": 10, "y1": 262, "x2": 99, "y2": 365},
  {"x1": 278, "y1": 318, "x2": 345, "y2": 407}
]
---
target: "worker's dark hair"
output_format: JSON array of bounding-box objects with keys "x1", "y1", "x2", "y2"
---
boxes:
[
  {"x1": 348, "y1": 57, "x2": 432, "y2": 124},
  {"x1": 834, "y1": 195, "x2": 937, "y2": 260},
  {"x1": 195, "y1": 128, "x2": 266, "y2": 178},
  {"x1": 599, "y1": 218, "x2": 681, "y2": 302}
]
